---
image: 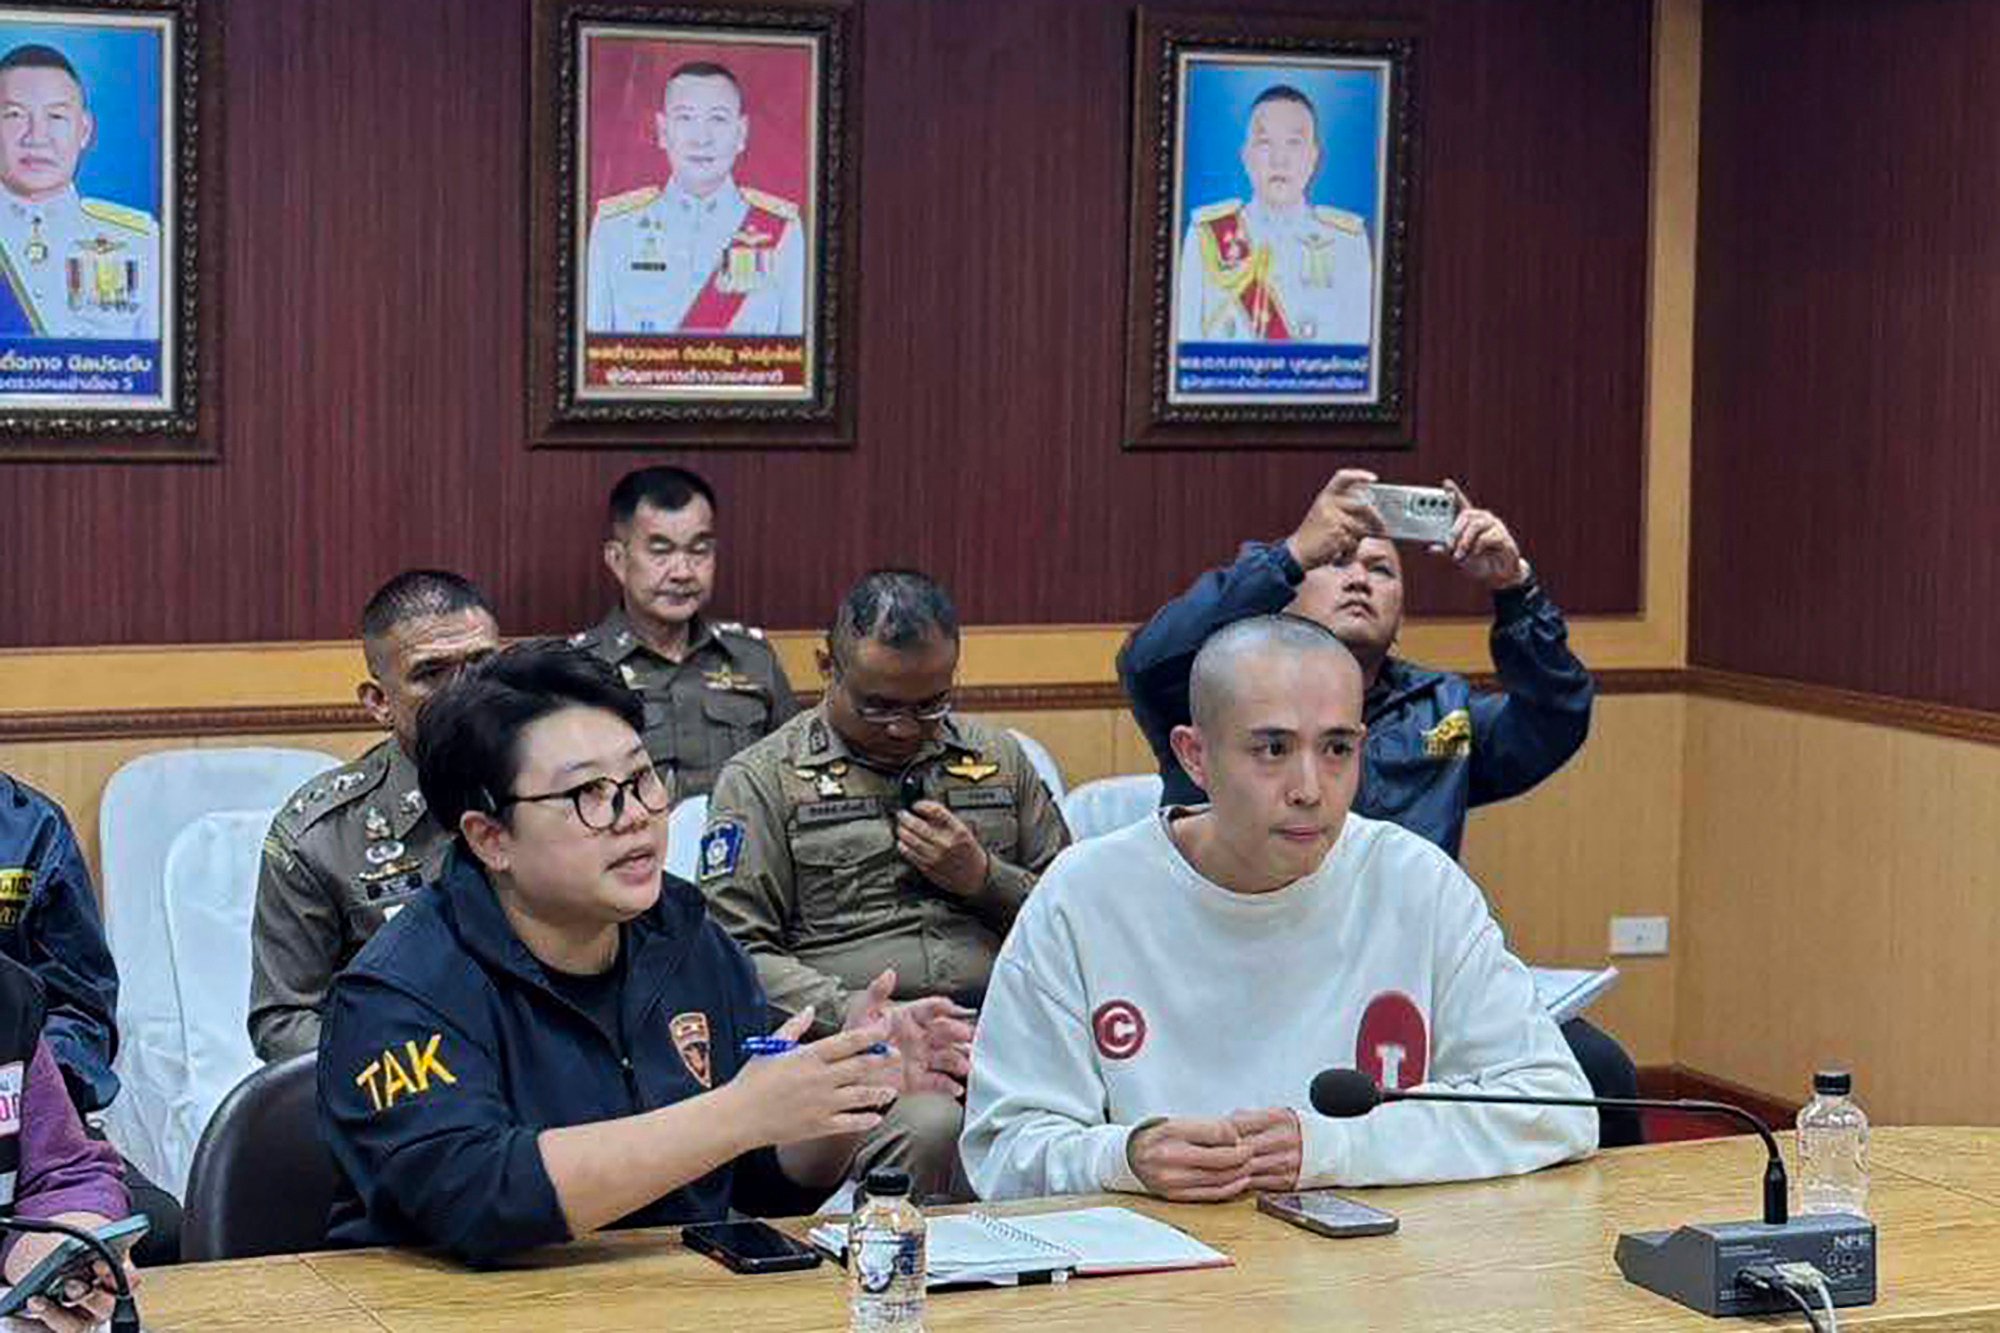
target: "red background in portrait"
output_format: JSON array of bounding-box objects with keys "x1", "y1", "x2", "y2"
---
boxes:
[{"x1": 585, "y1": 34, "x2": 814, "y2": 223}]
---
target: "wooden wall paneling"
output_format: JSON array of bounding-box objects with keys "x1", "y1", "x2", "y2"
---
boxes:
[
  {"x1": 0, "y1": 0, "x2": 1653, "y2": 648},
  {"x1": 1691, "y1": 0, "x2": 2000, "y2": 710},
  {"x1": 1462, "y1": 693, "x2": 1685, "y2": 1065},
  {"x1": 1677, "y1": 696, "x2": 2000, "y2": 1125}
]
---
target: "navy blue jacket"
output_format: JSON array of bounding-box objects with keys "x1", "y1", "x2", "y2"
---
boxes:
[
  {"x1": 1119, "y1": 541, "x2": 1596, "y2": 859},
  {"x1": 0, "y1": 775, "x2": 119, "y2": 1112},
  {"x1": 319, "y1": 846, "x2": 815, "y2": 1264}
]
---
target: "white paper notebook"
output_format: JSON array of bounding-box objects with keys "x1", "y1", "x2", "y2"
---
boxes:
[{"x1": 808, "y1": 1205, "x2": 1230, "y2": 1288}]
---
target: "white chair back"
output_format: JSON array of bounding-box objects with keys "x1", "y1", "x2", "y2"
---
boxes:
[
  {"x1": 155, "y1": 809, "x2": 272, "y2": 1197},
  {"x1": 1006, "y1": 728, "x2": 1068, "y2": 803},
  {"x1": 665, "y1": 794, "x2": 711, "y2": 882},
  {"x1": 1059, "y1": 774, "x2": 1165, "y2": 841},
  {"x1": 97, "y1": 746, "x2": 342, "y2": 1187}
]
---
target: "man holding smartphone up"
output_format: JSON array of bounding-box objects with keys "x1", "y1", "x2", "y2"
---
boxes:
[{"x1": 1117, "y1": 469, "x2": 1640, "y2": 1148}]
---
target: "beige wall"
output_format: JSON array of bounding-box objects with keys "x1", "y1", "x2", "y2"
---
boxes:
[
  {"x1": 1465, "y1": 695, "x2": 1684, "y2": 1066},
  {"x1": 1678, "y1": 697, "x2": 2000, "y2": 1124}
]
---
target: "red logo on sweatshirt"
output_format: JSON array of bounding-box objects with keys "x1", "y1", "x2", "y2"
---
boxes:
[
  {"x1": 1356, "y1": 992, "x2": 1428, "y2": 1089},
  {"x1": 1092, "y1": 1000, "x2": 1147, "y2": 1060}
]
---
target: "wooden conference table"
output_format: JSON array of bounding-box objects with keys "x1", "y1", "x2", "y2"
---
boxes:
[{"x1": 137, "y1": 1128, "x2": 2000, "y2": 1332}]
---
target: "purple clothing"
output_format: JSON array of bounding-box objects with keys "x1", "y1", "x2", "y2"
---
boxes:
[{"x1": 8, "y1": 1039, "x2": 127, "y2": 1233}]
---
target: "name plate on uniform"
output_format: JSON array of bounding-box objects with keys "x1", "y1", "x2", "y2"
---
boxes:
[
  {"x1": 946, "y1": 788, "x2": 1017, "y2": 811},
  {"x1": 796, "y1": 797, "x2": 883, "y2": 828}
]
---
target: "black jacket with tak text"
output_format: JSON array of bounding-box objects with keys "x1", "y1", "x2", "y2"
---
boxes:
[{"x1": 318, "y1": 846, "x2": 813, "y2": 1264}]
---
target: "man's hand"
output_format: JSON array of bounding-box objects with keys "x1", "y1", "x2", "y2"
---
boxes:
[
  {"x1": 1126, "y1": 1117, "x2": 1254, "y2": 1203},
  {"x1": 2, "y1": 1213, "x2": 140, "y2": 1333},
  {"x1": 843, "y1": 969, "x2": 976, "y2": 1099},
  {"x1": 1441, "y1": 479, "x2": 1528, "y2": 590},
  {"x1": 1285, "y1": 469, "x2": 1386, "y2": 570},
  {"x1": 896, "y1": 801, "x2": 991, "y2": 897},
  {"x1": 1229, "y1": 1107, "x2": 1304, "y2": 1192}
]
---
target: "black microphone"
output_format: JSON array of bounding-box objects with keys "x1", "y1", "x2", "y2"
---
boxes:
[
  {"x1": 0, "y1": 1214, "x2": 141, "y2": 1333},
  {"x1": 1306, "y1": 1068, "x2": 1877, "y2": 1318},
  {"x1": 1310, "y1": 1066, "x2": 1789, "y2": 1223}
]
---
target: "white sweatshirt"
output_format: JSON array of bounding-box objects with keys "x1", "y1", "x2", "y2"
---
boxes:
[{"x1": 960, "y1": 810, "x2": 1597, "y2": 1201}]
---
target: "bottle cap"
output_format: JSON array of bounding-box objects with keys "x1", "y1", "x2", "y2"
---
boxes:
[
  {"x1": 1813, "y1": 1069, "x2": 1853, "y2": 1096},
  {"x1": 864, "y1": 1167, "x2": 913, "y2": 1198}
]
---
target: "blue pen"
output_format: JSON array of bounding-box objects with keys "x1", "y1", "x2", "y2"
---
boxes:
[{"x1": 741, "y1": 1036, "x2": 890, "y2": 1057}]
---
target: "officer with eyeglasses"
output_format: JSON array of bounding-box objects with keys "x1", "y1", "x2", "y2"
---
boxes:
[
  {"x1": 317, "y1": 641, "x2": 968, "y2": 1264},
  {"x1": 699, "y1": 569, "x2": 1071, "y2": 1200}
]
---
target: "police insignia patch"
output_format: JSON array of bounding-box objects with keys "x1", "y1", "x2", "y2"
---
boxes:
[
  {"x1": 0, "y1": 869, "x2": 32, "y2": 930},
  {"x1": 670, "y1": 1011, "x2": 713, "y2": 1087},
  {"x1": 944, "y1": 756, "x2": 1000, "y2": 783},
  {"x1": 1421, "y1": 709, "x2": 1474, "y2": 760},
  {"x1": 699, "y1": 821, "x2": 744, "y2": 882}
]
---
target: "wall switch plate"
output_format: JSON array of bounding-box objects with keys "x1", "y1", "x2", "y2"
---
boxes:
[{"x1": 1609, "y1": 915, "x2": 1670, "y2": 956}]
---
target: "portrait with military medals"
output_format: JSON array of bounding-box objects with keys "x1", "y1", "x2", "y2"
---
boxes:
[
  {"x1": 1123, "y1": 13, "x2": 1417, "y2": 449},
  {"x1": 0, "y1": 0, "x2": 218, "y2": 459},
  {"x1": 530, "y1": 0, "x2": 856, "y2": 449}
]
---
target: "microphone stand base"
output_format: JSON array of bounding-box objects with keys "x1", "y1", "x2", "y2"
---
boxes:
[{"x1": 1614, "y1": 1213, "x2": 1876, "y2": 1317}]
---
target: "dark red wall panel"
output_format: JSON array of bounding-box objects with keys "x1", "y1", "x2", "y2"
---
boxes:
[
  {"x1": 0, "y1": 0, "x2": 1649, "y2": 648},
  {"x1": 1692, "y1": 0, "x2": 2000, "y2": 707}
]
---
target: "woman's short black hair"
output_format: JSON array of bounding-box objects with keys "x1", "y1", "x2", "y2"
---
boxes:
[{"x1": 414, "y1": 640, "x2": 644, "y2": 837}]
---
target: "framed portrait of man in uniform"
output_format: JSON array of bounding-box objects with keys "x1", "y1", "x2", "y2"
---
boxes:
[
  {"x1": 529, "y1": 0, "x2": 857, "y2": 448},
  {"x1": 0, "y1": 0, "x2": 219, "y2": 460},
  {"x1": 1123, "y1": 11, "x2": 1417, "y2": 450}
]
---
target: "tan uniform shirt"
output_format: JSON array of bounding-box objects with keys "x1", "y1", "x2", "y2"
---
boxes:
[
  {"x1": 248, "y1": 739, "x2": 449, "y2": 1061},
  {"x1": 571, "y1": 608, "x2": 800, "y2": 799},
  {"x1": 700, "y1": 708, "x2": 1070, "y2": 1034}
]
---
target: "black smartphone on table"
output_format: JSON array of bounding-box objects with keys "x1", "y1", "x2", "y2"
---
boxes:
[
  {"x1": 1256, "y1": 1190, "x2": 1399, "y2": 1238},
  {"x1": 682, "y1": 1219, "x2": 824, "y2": 1274}
]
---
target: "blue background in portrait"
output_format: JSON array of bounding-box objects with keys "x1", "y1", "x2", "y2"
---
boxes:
[
  {"x1": 1180, "y1": 59, "x2": 1384, "y2": 240},
  {"x1": 0, "y1": 19, "x2": 164, "y2": 214}
]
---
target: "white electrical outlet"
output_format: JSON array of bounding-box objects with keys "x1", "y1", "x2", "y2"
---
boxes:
[{"x1": 1608, "y1": 915, "x2": 1669, "y2": 957}]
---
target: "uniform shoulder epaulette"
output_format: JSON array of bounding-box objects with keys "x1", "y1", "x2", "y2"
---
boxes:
[
  {"x1": 1192, "y1": 198, "x2": 1244, "y2": 226},
  {"x1": 276, "y1": 750, "x2": 387, "y2": 834},
  {"x1": 713, "y1": 620, "x2": 767, "y2": 642},
  {"x1": 567, "y1": 628, "x2": 597, "y2": 648},
  {"x1": 1314, "y1": 205, "x2": 1365, "y2": 236},
  {"x1": 739, "y1": 187, "x2": 799, "y2": 222},
  {"x1": 79, "y1": 198, "x2": 157, "y2": 236},
  {"x1": 593, "y1": 185, "x2": 660, "y2": 223}
]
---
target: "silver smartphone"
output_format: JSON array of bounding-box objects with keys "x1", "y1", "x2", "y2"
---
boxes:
[
  {"x1": 1257, "y1": 1190, "x2": 1400, "y2": 1239},
  {"x1": 1362, "y1": 483, "x2": 1460, "y2": 547}
]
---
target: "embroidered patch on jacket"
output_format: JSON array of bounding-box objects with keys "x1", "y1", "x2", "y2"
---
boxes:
[
  {"x1": 354, "y1": 1034, "x2": 458, "y2": 1113},
  {"x1": 0, "y1": 1059, "x2": 22, "y2": 1136},
  {"x1": 1421, "y1": 709, "x2": 1474, "y2": 760},
  {"x1": 0, "y1": 870, "x2": 31, "y2": 931},
  {"x1": 699, "y1": 821, "x2": 744, "y2": 881},
  {"x1": 671, "y1": 1012, "x2": 713, "y2": 1087}
]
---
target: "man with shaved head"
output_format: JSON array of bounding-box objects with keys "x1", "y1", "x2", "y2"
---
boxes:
[
  {"x1": 1118, "y1": 466, "x2": 1643, "y2": 1150},
  {"x1": 961, "y1": 615, "x2": 1594, "y2": 1203},
  {"x1": 251, "y1": 570, "x2": 502, "y2": 1061}
]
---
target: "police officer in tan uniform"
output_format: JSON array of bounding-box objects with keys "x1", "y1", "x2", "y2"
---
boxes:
[
  {"x1": 574, "y1": 467, "x2": 797, "y2": 798},
  {"x1": 701, "y1": 570, "x2": 1070, "y2": 1199},
  {"x1": 248, "y1": 571, "x2": 500, "y2": 1062}
]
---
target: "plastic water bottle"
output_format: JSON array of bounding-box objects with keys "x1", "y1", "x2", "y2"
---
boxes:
[
  {"x1": 1795, "y1": 1068, "x2": 1869, "y2": 1216},
  {"x1": 848, "y1": 1167, "x2": 926, "y2": 1332}
]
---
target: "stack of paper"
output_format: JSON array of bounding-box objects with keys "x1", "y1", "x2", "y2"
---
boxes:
[{"x1": 807, "y1": 1205, "x2": 1230, "y2": 1289}]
